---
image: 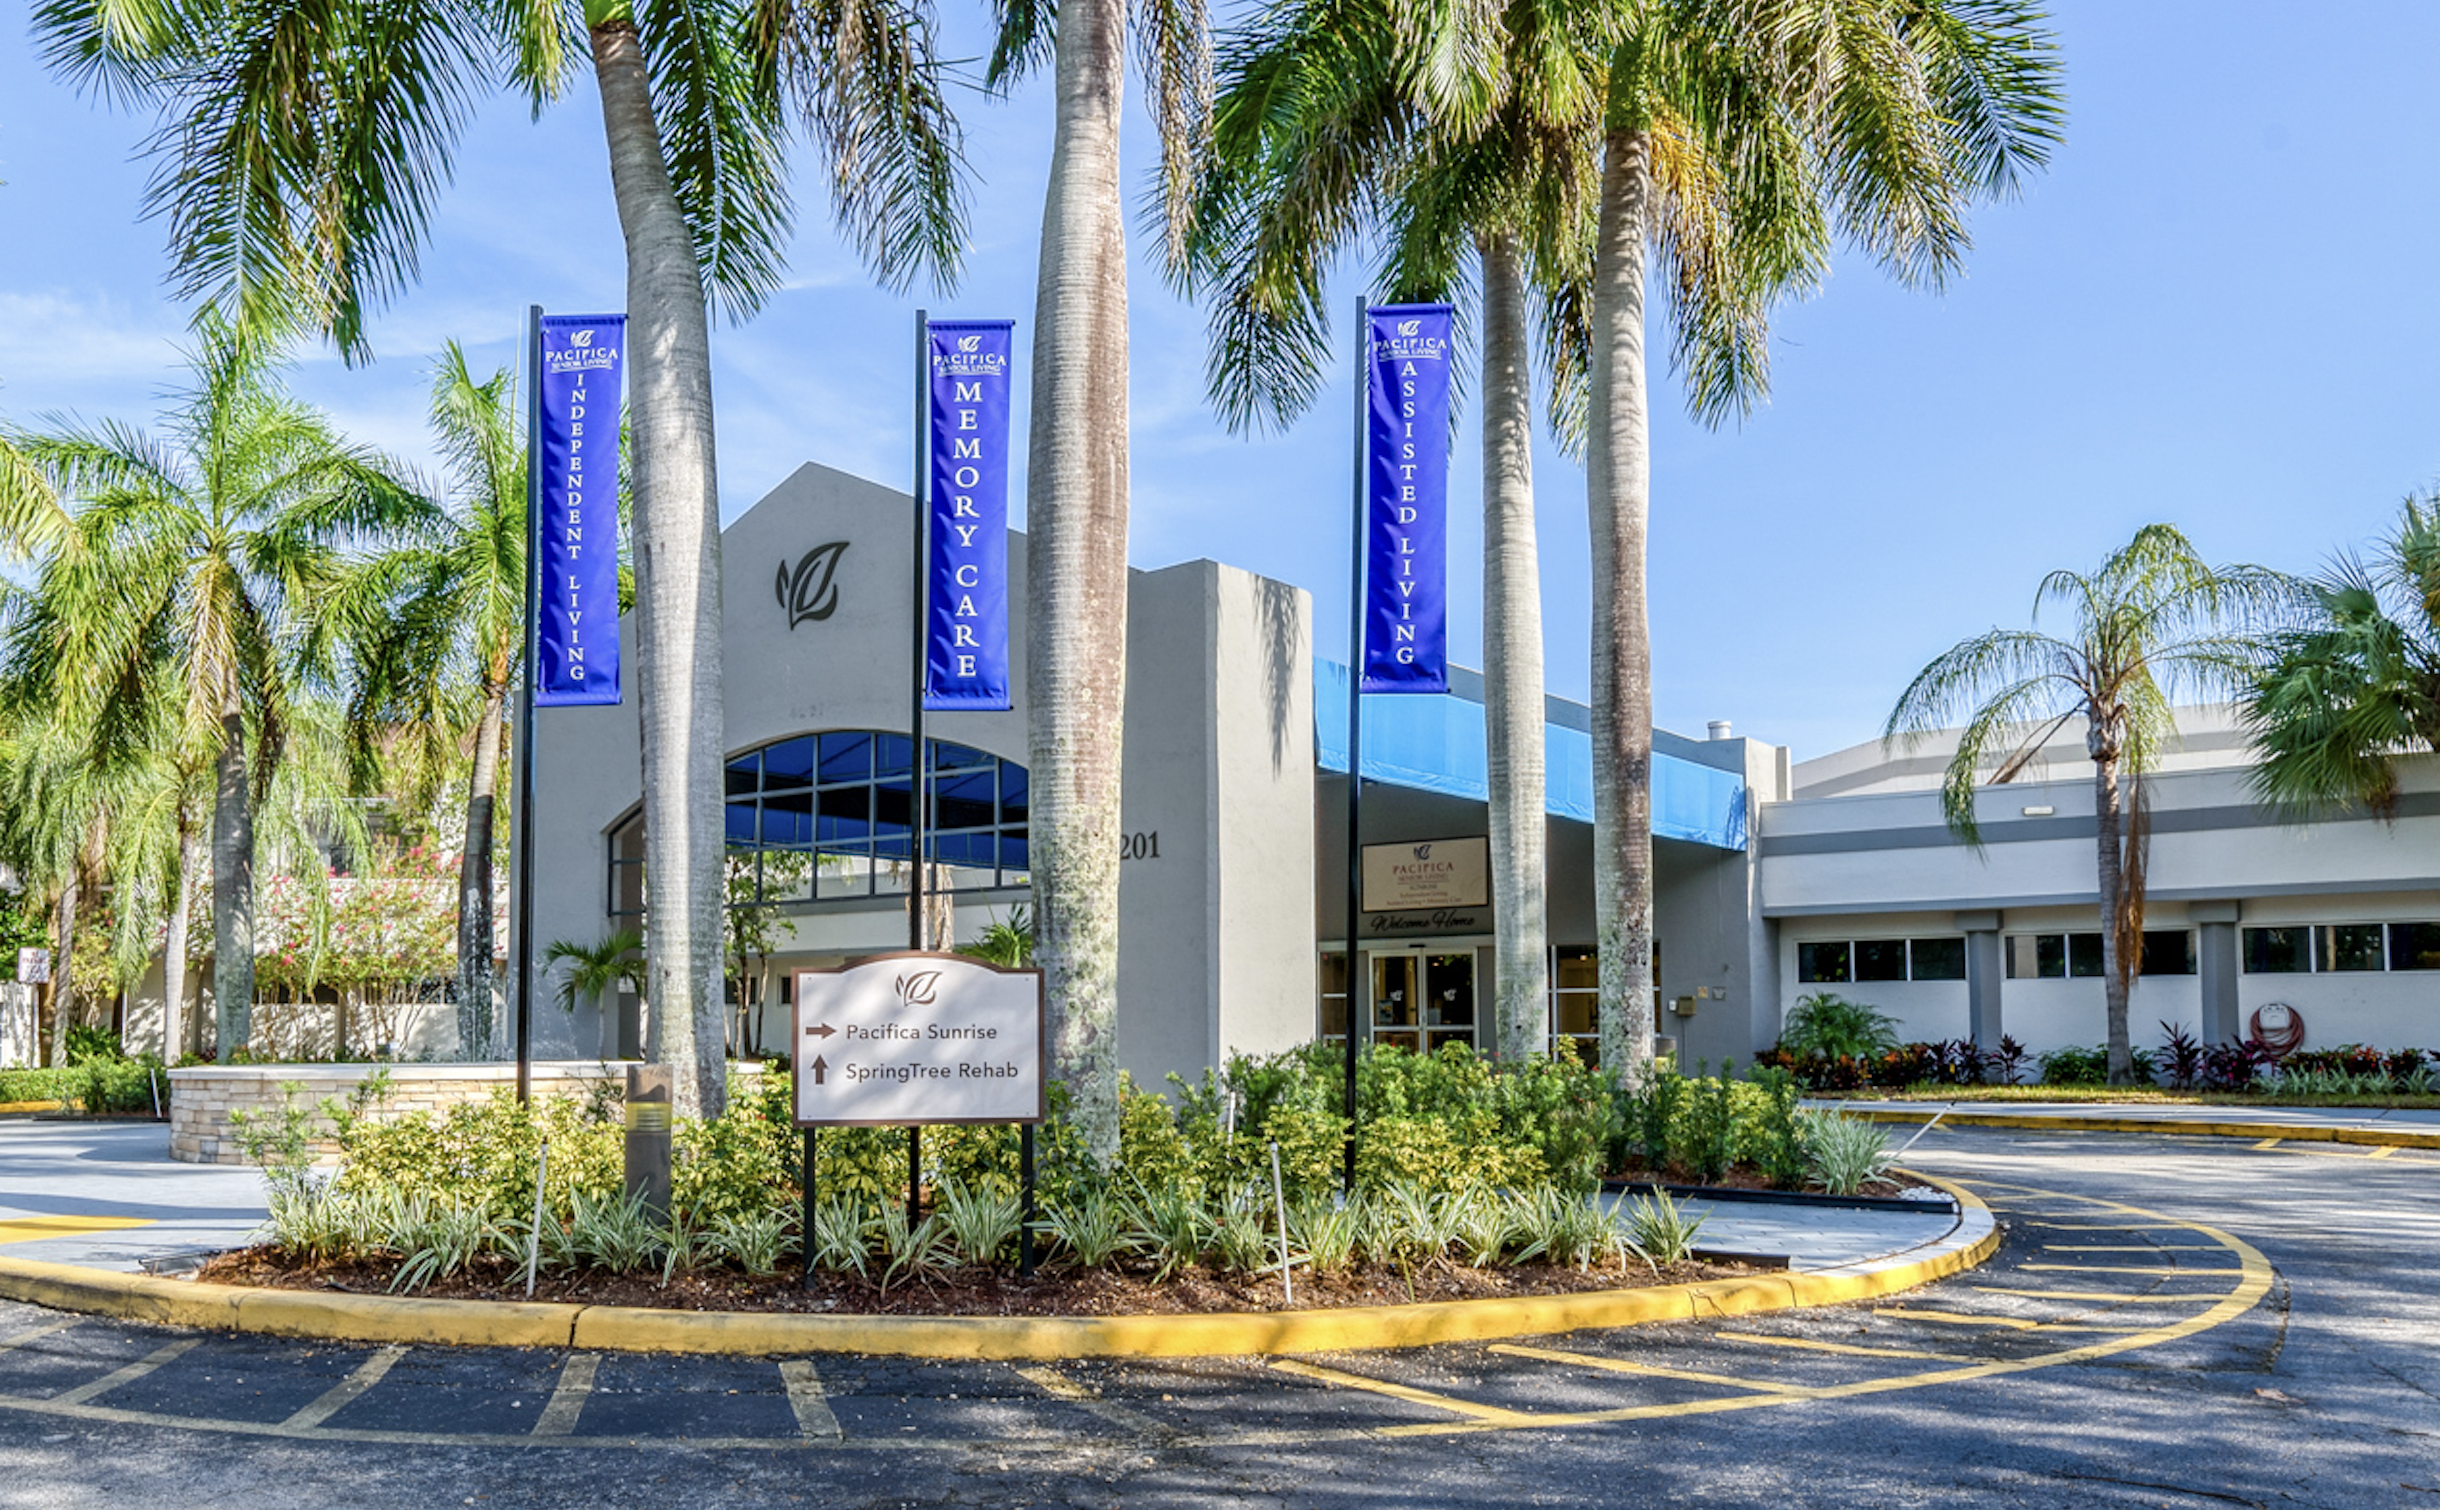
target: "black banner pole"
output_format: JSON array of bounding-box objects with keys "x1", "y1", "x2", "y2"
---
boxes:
[
  {"x1": 514, "y1": 304, "x2": 544, "y2": 1105},
  {"x1": 1019, "y1": 1122, "x2": 1036, "y2": 1276},
  {"x1": 909, "y1": 310, "x2": 930, "y2": 1225},
  {"x1": 1342, "y1": 297, "x2": 1368, "y2": 1194},
  {"x1": 814, "y1": 1127, "x2": 834, "y2": 1297}
]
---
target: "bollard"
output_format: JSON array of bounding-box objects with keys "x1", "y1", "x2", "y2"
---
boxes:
[{"x1": 623, "y1": 1064, "x2": 672, "y2": 1222}]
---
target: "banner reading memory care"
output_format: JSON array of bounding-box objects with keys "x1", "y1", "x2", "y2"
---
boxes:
[
  {"x1": 925, "y1": 320, "x2": 1016, "y2": 711},
  {"x1": 534, "y1": 314, "x2": 626, "y2": 706},
  {"x1": 1362, "y1": 303, "x2": 1453, "y2": 693}
]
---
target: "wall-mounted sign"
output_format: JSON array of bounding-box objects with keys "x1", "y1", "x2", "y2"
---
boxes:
[
  {"x1": 1361, "y1": 836, "x2": 1489, "y2": 913},
  {"x1": 14, "y1": 948, "x2": 48, "y2": 985},
  {"x1": 792, "y1": 952, "x2": 1044, "y2": 1126}
]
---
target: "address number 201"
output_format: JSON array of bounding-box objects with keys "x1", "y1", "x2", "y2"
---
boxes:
[{"x1": 1121, "y1": 831, "x2": 1161, "y2": 860}]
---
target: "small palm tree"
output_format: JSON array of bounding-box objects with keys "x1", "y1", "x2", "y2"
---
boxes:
[
  {"x1": 1886, "y1": 525, "x2": 2285, "y2": 1084},
  {"x1": 2243, "y1": 493, "x2": 2440, "y2": 817},
  {"x1": 547, "y1": 927, "x2": 646, "y2": 1061},
  {"x1": 958, "y1": 905, "x2": 1037, "y2": 969}
]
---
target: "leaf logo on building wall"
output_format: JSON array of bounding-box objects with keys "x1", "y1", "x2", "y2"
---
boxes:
[
  {"x1": 1412, "y1": 842, "x2": 1433, "y2": 861},
  {"x1": 776, "y1": 541, "x2": 850, "y2": 628}
]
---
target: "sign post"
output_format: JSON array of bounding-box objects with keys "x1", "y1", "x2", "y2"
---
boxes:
[{"x1": 794, "y1": 953, "x2": 1047, "y2": 1286}]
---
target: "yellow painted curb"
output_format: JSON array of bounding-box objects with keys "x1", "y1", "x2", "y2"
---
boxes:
[
  {"x1": 1850, "y1": 1107, "x2": 2440, "y2": 1150},
  {"x1": 0, "y1": 1174, "x2": 1993, "y2": 1361}
]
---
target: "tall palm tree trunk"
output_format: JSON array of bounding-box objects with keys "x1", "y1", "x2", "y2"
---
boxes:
[
  {"x1": 457, "y1": 687, "x2": 504, "y2": 1058},
  {"x1": 1588, "y1": 129, "x2": 1656, "y2": 1085},
  {"x1": 163, "y1": 810, "x2": 202, "y2": 1063},
  {"x1": 1026, "y1": 0, "x2": 1133, "y2": 1165},
  {"x1": 592, "y1": 19, "x2": 730, "y2": 1118},
  {"x1": 2092, "y1": 743, "x2": 2134, "y2": 1085},
  {"x1": 211, "y1": 711, "x2": 255, "y2": 1061},
  {"x1": 1479, "y1": 232, "x2": 1548, "y2": 1064}
]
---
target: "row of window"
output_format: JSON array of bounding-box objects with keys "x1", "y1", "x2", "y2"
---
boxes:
[
  {"x1": 1801, "y1": 924, "x2": 2440, "y2": 983},
  {"x1": 2245, "y1": 923, "x2": 2440, "y2": 973},
  {"x1": 612, "y1": 733, "x2": 1034, "y2": 914},
  {"x1": 1796, "y1": 937, "x2": 1967, "y2": 984}
]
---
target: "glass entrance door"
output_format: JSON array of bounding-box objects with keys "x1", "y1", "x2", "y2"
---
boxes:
[{"x1": 1369, "y1": 948, "x2": 1477, "y2": 1055}]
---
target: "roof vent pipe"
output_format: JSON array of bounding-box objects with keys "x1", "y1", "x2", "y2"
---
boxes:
[{"x1": 1706, "y1": 720, "x2": 1734, "y2": 742}]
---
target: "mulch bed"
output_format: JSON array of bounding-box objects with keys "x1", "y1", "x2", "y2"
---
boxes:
[{"x1": 193, "y1": 1249, "x2": 1761, "y2": 1317}]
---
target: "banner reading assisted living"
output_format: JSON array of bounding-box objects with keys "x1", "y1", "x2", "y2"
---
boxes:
[
  {"x1": 1363, "y1": 304, "x2": 1452, "y2": 693},
  {"x1": 926, "y1": 321, "x2": 1015, "y2": 711},
  {"x1": 535, "y1": 315, "x2": 626, "y2": 705}
]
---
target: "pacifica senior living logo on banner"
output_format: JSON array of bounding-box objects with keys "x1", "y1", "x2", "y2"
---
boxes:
[
  {"x1": 534, "y1": 314, "x2": 626, "y2": 706},
  {"x1": 924, "y1": 320, "x2": 1016, "y2": 711},
  {"x1": 1363, "y1": 304, "x2": 1453, "y2": 694}
]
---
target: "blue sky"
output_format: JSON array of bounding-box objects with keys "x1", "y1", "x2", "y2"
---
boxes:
[{"x1": 4, "y1": 1, "x2": 2437, "y2": 760}]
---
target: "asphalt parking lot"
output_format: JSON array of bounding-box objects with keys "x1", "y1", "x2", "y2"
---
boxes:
[{"x1": 0, "y1": 1126, "x2": 2431, "y2": 1508}]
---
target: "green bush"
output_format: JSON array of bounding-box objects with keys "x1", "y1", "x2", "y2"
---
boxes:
[
  {"x1": 1778, "y1": 993, "x2": 1901, "y2": 1061},
  {"x1": 2037, "y1": 1044, "x2": 2160, "y2": 1087},
  {"x1": 0, "y1": 1067, "x2": 81, "y2": 1105}
]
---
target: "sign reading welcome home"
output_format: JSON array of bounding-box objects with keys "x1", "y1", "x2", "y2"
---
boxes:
[
  {"x1": 1361, "y1": 303, "x2": 1452, "y2": 693},
  {"x1": 1361, "y1": 836, "x2": 1490, "y2": 913},
  {"x1": 924, "y1": 320, "x2": 1016, "y2": 711},
  {"x1": 534, "y1": 314, "x2": 625, "y2": 705},
  {"x1": 792, "y1": 953, "x2": 1044, "y2": 1126}
]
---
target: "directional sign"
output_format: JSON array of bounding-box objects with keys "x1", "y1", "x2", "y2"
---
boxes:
[{"x1": 792, "y1": 952, "x2": 1045, "y2": 1126}]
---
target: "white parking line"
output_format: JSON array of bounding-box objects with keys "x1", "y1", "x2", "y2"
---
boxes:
[
  {"x1": 777, "y1": 1359, "x2": 842, "y2": 1439},
  {"x1": 532, "y1": 1354, "x2": 598, "y2": 1437},
  {"x1": 282, "y1": 1346, "x2": 408, "y2": 1431}
]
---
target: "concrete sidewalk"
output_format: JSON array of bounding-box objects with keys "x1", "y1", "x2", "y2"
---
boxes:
[
  {"x1": 0, "y1": 1122, "x2": 269, "y2": 1272},
  {"x1": 0, "y1": 1120, "x2": 1975, "y2": 1279},
  {"x1": 1812, "y1": 1096, "x2": 2440, "y2": 1146}
]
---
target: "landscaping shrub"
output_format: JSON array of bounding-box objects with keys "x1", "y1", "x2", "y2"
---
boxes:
[{"x1": 1777, "y1": 993, "x2": 1901, "y2": 1062}]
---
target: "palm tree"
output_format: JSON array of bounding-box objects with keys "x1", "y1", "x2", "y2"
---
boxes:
[
  {"x1": 1580, "y1": 0, "x2": 2062, "y2": 1079},
  {"x1": 988, "y1": 0, "x2": 1214, "y2": 1160},
  {"x1": 1887, "y1": 525, "x2": 2284, "y2": 1084},
  {"x1": 0, "y1": 316, "x2": 420, "y2": 1060},
  {"x1": 346, "y1": 346, "x2": 531, "y2": 1060},
  {"x1": 2243, "y1": 493, "x2": 2440, "y2": 819},
  {"x1": 546, "y1": 926, "x2": 645, "y2": 1061},
  {"x1": 1175, "y1": 0, "x2": 1605, "y2": 1063},
  {"x1": 39, "y1": 0, "x2": 971, "y2": 1117}
]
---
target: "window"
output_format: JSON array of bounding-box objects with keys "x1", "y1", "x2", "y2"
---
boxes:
[
  {"x1": 1800, "y1": 936, "x2": 1968, "y2": 984},
  {"x1": 613, "y1": 732, "x2": 1031, "y2": 915},
  {"x1": 1317, "y1": 951, "x2": 1349, "y2": 1040},
  {"x1": 1909, "y1": 937, "x2": 1967, "y2": 981},
  {"x1": 2140, "y1": 930, "x2": 2195, "y2": 976},
  {"x1": 1797, "y1": 941, "x2": 1851, "y2": 984},
  {"x1": 2317, "y1": 924, "x2": 2385, "y2": 972},
  {"x1": 2244, "y1": 926, "x2": 2308, "y2": 974},
  {"x1": 1854, "y1": 939, "x2": 1908, "y2": 982},
  {"x1": 2389, "y1": 923, "x2": 2440, "y2": 971},
  {"x1": 1550, "y1": 946, "x2": 1599, "y2": 1062},
  {"x1": 2245, "y1": 921, "x2": 2440, "y2": 974}
]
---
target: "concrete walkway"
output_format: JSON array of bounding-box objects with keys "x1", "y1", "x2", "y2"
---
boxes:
[
  {"x1": 0, "y1": 1121, "x2": 269, "y2": 1271},
  {"x1": 0, "y1": 1120, "x2": 1977, "y2": 1280},
  {"x1": 1811, "y1": 1096, "x2": 2440, "y2": 1141}
]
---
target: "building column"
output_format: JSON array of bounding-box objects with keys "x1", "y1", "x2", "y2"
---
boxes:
[
  {"x1": 2192, "y1": 900, "x2": 2241, "y2": 1046},
  {"x1": 1958, "y1": 910, "x2": 2003, "y2": 1050}
]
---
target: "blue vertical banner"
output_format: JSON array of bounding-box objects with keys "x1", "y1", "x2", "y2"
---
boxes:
[
  {"x1": 1362, "y1": 303, "x2": 1453, "y2": 693},
  {"x1": 534, "y1": 314, "x2": 626, "y2": 705},
  {"x1": 924, "y1": 319, "x2": 1016, "y2": 711}
]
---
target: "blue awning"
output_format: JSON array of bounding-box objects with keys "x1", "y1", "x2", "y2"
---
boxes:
[{"x1": 1314, "y1": 661, "x2": 1747, "y2": 851}]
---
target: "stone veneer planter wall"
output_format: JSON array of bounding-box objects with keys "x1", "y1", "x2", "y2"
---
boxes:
[{"x1": 166, "y1": 1062, "x2": 768, "y2": 1166}]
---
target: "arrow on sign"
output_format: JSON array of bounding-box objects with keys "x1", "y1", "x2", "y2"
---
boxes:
[
  {"x1": 806, "y1": 1023, "x2": 837, "y2": 1039},
  {"x1": 810, "y1": 1056, "x2": 828, "y2": 1086}
]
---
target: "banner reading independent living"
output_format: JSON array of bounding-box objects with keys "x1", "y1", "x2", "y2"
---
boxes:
[
  {"x1": 535, "y1": 314, "x2": 626, "y2": 706},
  {"x1": 1363, "y1": 303, "x2": 1453, "y2": 693},
  {"x1": 925, "y1": 320, "x2": 1016, "y2": 711}
]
